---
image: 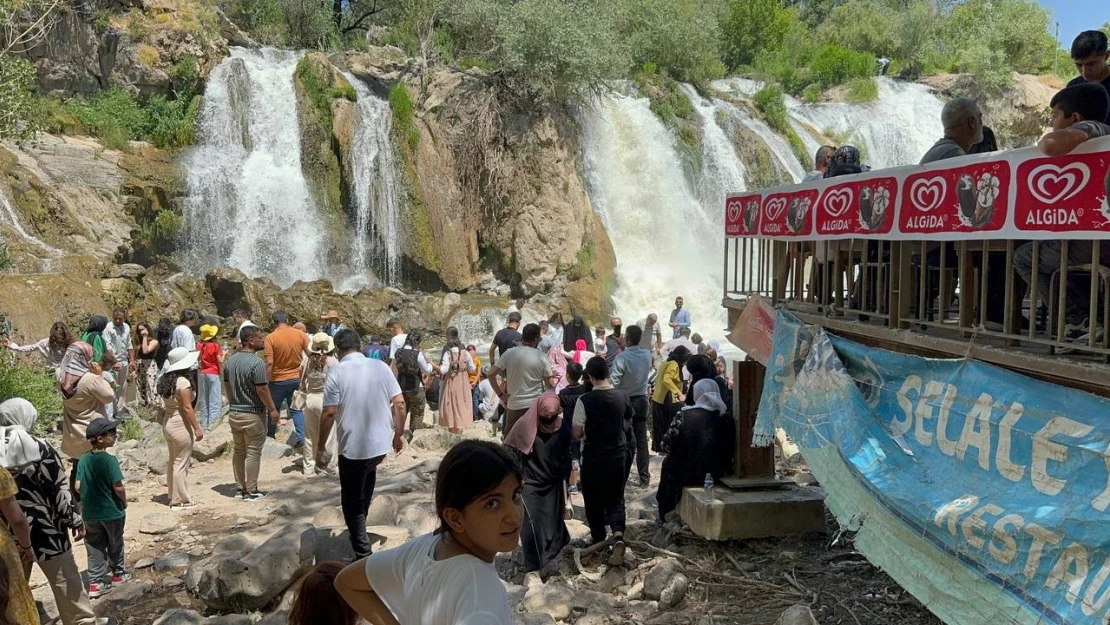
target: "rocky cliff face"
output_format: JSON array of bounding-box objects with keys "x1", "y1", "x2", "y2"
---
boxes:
[{"x1": 20, "y1": 0, "x2": 240, "y2": 98}]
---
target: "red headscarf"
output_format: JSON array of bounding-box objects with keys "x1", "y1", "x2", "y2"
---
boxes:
[{"x1": 573, "y1": 339, "x2": 588, "y2": 364}]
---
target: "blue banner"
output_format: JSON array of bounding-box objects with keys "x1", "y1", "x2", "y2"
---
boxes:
[{"x1": 758, "y1": 311, "x2": 1110, "y2": 625}]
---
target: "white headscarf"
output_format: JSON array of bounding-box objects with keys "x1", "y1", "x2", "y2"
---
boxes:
[
  {"x1": 683, "y1": 378, "x2": 727, "y2": 414},
  {"x1": 0, "y1": 398, "x2": 44, "y2": 470}
]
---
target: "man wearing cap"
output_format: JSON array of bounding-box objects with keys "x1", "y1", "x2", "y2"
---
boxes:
[
  {"x1": 223, "y1": 326, "x2": 280, "y2": 500},
  {"x1": 102, "y1": 308, "x2": 133, "y2": 414},
  {"x1": 320, "y1": 311, "x2": 346, "y2": 337}
]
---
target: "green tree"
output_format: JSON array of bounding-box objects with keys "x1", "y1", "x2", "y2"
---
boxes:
[
  {"x1": 1, "y1": 0, "x2": 62, "y2": 140},
  {"x1": 939, "y1": 0, "x2": 1057, "y2": 87},
  {"x1": 616, "y1": 0, "x2": 724, "y2": 85},
  {"x1": 816, "y1": 0, "x2": 898, "y2": 57},
  {"x1": 721, "y1": 0, "x2": 797, "y2": 69}
]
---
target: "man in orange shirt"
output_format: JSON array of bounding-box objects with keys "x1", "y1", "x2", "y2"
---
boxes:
[{"x1": 263, "y1": 310, "x2": 309, "y2": 444}]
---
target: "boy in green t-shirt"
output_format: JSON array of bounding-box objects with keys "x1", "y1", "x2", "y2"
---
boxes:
[{"x1": 75, "y1": 417, "x2": 129, "y2": 598}]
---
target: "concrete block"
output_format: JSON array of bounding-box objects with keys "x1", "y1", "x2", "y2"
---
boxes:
[{"x1": 678, "y1": 485, "x2": 826, "y2": 540}]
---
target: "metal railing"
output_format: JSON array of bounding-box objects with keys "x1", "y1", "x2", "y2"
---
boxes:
[{"x1": 724, "y1": 236, "x2": 1110, "y2": 361}]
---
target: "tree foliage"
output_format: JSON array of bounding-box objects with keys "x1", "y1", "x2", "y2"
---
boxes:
[{"x1": 720, "y1": 0, "x2": 796, "y2": 69}]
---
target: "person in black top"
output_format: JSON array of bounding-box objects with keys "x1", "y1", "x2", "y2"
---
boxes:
[
  {"x1": 571, "y1": 357, "x2": 634, "y2": 566},
  {"x1": 656, "y1": 379, "x2": 734, "y2": 523},
  {"x1": 558, "y1": 362, "x2": 588, "y2": 494},
  {"x1": 489, "y1": 312, "x2": 522, "y2": 367},
  {"x1": 1068, "y1": 30, "x2": 1110, "y2": 123}
]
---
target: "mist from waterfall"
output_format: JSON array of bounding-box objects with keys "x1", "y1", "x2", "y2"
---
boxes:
[
  {"x1": 181, "y1": 48, "x2": 327, "y2": 287},
  {"x1": 341, "y1": 72, "x2": 402, "y2": 291}
]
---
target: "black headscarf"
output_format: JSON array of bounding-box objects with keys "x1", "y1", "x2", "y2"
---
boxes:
[
  {"x1": 563, "y1": 316, "x2": 591, "y2": 353},
  {"x1": 86, "y1": 315, "x2": 108, "y2": 335}
]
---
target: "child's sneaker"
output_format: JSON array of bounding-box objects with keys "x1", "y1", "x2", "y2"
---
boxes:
[
  {"x1": 88, "y1": 582, "x2": 109, "y2": 599},
  {"x1": 111, "y1": 572, "x2": 132, "y2": 584}
]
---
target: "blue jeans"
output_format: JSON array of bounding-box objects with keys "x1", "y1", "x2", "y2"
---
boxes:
[
  {"x1": 472, "y1": 386, "x2": 481, "y2": 421},
  {"x1": 198, "y1": 373, "x2": 222, "y2": 430},
  {"x1": 268, "y1": 379, "x2": 304, "y2": 443}
]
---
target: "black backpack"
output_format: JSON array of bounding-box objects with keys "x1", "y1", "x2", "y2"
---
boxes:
[{"x1": 395, "y1": 347, "x2": 422, "y2": 391}]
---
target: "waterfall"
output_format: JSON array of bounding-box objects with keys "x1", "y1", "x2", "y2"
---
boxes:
[
  {"x1": 581, "y1": 95, "x2": 726, "y2": 343},
  {"x1": 679, "y1": 84, "x2": 749, "y2": 211},
  {"x1": 181, "y1": 48, "x2": 327, "y2": 287},
  {"x1": 714, "y1": 77, "x2": 945, "y2": 169},
  {"x1": 340, "y1": 73, "x2": 402, "y2": 291},
  {"x1": 0, "y1": 187, "x2": 62, "y2": 270}
]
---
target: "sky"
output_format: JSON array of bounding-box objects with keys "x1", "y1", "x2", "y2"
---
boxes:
[{"x1": 1035, "y1": 0, "x2": 1102, "y2": 47}]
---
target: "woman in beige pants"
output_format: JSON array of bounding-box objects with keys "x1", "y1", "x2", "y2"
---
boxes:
[
  {"x1": 301, "y1": 333, "x2": 339, "y2": 476},
  {"x1": 158, "y1": 347, "x2": 203, "y2": 508}
]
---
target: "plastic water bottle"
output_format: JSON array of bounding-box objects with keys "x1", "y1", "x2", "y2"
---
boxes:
[{"x1": 703, "y1": 473, "x2": 714, "y2": 491}]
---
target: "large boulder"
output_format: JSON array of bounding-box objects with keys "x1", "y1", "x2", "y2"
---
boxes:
[
  {"x1": 187, "y1": 522, "x2": 316, "y2": 611},
  {"x1": 192, "y1": 420, "x2": 233, "y2": 461},
  {"x1": 332, "y1": 47, "x2": 411, "y2": 96}
]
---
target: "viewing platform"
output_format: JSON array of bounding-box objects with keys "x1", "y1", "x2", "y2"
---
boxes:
[{"x1": 722, "y1": 136, "x2": 1110, "y2": 397}]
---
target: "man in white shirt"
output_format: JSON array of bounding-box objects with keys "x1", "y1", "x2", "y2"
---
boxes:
[
  {"x1": 102, "y1": 307, "x2": 134, "y2": 412},
  {"x1": 385, "y1": 318, "x2": 407, "y2": 366},
  {"x1": 486, "y1": 323, "x2": 555, "y2": 437},
  {"x1": 319, "y1": 329, "x2": 405, "y2": 559}
]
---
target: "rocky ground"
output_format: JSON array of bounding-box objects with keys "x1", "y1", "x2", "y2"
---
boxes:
[{"x1": 27, "y1": 407, "x2": 941, "y2": 625}]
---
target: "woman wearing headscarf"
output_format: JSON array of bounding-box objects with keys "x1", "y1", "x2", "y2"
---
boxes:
[
  {"x1": 81, "y1": 315, "x2": 108, "y2": 363},
  {"x1": 438, "y1": 326, "x2": 476, "y2": 434},
  {"x1": 58, "y1": 342, "x2": 114, "y2": 493},
  {"x1": 504, "y1": 390, "x2": 570, "y2": 583},
  {"x1": 0, "y1": 399, "x2": 96, "y2": 625},
  {"x1": 302, "y1": 332, "x2": 339, "y2": 476},
  {"x1": 562, "y1": 316, "x2": 591, "y2": 354},
  {"x1": 546, "y1": 341, "x2": 568, "y2": 392},
  {"x1": 159, "y1": 347, "x2": 203, "y2": 509},
  {"x1": 1, "y1": 321, "x2": 74, "y2": 374},
  {"x1": 656, "y1": 379, "x2": 735, "y2": 522},
  {"x1": 650, "y1": 345, "x2": 690, "y2": 453}
]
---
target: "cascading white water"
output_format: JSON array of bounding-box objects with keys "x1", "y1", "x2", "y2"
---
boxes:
[
  {"x1": 0, "y1": 186, "x2": 62, "y2": 270},
  {"x1": 581, "y1": 95, "x2": 727, "y2": 342},
  {"x1": 341, "y1": 73, "x2": 401, "y2": 291},
  {"x1": 714, "y1": 77, "x2": 945, "y2": 169},
  {"x1": 181, "y1": 48, "x2": 327, "y2": 287},
  {"x1": 679, "y1": 84, "x2": 749, "y2": 209}
]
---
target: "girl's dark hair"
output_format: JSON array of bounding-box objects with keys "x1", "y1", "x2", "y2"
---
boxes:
[
  {"x1": 584, "y1": 355, "x2": 609, "y2": 381},
  {"x1": 565, "y1": 361, "x2": 584, "y2": 383},
  {"x1": 288, "y1": 562, "x2": 357, "y2": 625},
  {"x1": 135, "y1": 322, "x2": 152, "y2": 337},
  {"x1": 49, "y1": 321, "x2": 74, "y2": 352},
  {"x1": 667, "y1": 345, "x2": 692, "y2": 365},
  {"x1": 158, "y1": 369, "x2": 198, "y2": 406},
  {"x1": 86, "y1": 315, "x2": 108, "y2": 334},
  {"x1": 442, "y1": 326, "x2": 462, "y2": 357},
  {"x1": 548, "y1": 312, "x2": 563, "y2": 325},
  {"x1": 435, "y1": 440, "x2": 522, "y2": 534}
]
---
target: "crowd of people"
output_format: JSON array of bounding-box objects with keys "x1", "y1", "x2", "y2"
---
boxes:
[
  {"x1": 0, "y1": 293, "x2": 737, "y2": 624},
  {"x1": 798, "y1": 30, "x2": 1110, "y2": 345}
]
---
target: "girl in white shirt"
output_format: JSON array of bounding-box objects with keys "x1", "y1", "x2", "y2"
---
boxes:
[{"x1": 335, "y1": 440, "x2": 524, "y2": 625}]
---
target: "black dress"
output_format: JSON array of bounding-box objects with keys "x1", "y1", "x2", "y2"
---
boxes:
[
  {"x1": 521, "y1": 427, "x2": 572, "y2": 572},
  {"x1": 656, "y1": 407, "x2": 736, "y2": 522}
]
